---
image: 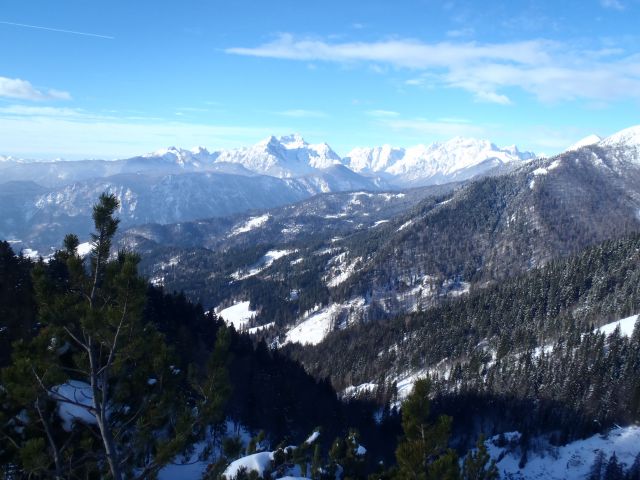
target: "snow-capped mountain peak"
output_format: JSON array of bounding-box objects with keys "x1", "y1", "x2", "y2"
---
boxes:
[
  {"x1": 215, "y1": 134, "x2": 343, "y2": 177},
  {"x1": 344, "y1": 137, "x2": 535, "y2": 186}
]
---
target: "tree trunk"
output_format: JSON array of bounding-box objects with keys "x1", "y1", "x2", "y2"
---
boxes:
[{"x1": 88, "y1": 343, "x2": 123, "y2": 480}]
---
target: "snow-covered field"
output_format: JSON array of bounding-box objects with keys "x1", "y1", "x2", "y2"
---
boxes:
[
  {"x1": 231, "y1": 249, "x2": 294, "y2": 280},
  {"x1": 596, "y1": 314, "x2": 638, "y2": 337},
  {"x1": 216, "y1": 301, "x2": 256, "y2": 330},
  {"x1": 230, "y1": 214, "x2": 270, "y2": 236},
  {"x1": 284, "y1": 305, "x2": 338, "y2": 346},
  {"x1": 283, "y1": 298, "x2": 365, "y2": 346}
]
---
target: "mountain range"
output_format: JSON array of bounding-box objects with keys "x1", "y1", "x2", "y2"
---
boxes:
[{"x1": 0, "y1": 133, "x2": 536, "y2": 253}]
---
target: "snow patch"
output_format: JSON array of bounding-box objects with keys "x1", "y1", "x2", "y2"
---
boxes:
[
  {"x1": 342, "y1": 383, "x2": 378, "y2": 398},
  {"x1": 246, "y1": 322, "x2": 275, "y2": 335},
  {"x1": 232, "y1": 249, "x2": 294, "y2": 280},
  {"x1": 397, "y1": 219, "x2": 414, "y2": 232},
  {"x1": 216, "y1": 301, "x2": 256, "y2": 330},
  {"x1": 230, "y1": 214, "x2": 270, "y2": 236},
  {"x1": 224, "y1": 451, "x2": 274, "y2": 479},
  {"x1": 596, "y1": 314, "x2": 638, "y2": 338},
  {"x1": 52, "y1": 380, "x2": 96, "y2": 432},
  {"x1": 284, "y1": 298, "x2": 365, "y2": 346}
]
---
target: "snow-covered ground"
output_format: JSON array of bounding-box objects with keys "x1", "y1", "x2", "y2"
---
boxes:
[
  {"x1": 224, "y1": 451, "x2": 274, "y2": 479},
  {"x1": 246, "y1": 322, "x2": 275, "y2": 335},
  {"x1": 230, "y1": 214, "x2": 270, "y2": 236},
  {"x1": 325, "y1": 254, "x2": 362, "y2": 288},
  {"x1": 596, "y1": 314, "x2": 638, "y2": 337},
  {"x1": 231, "y1": 249, "x2": 294, "y2": 280},
  {"x1": 284, "y1": 305, "x2": 339, "y2": 346},
  {"x1": 487, "y1": 425, "x2": 640, "y2": 479},
  {"x1": 216, "y1": 301, "x2": 257, "y2": 330},
  {"x1": 283, "y1": 298, "x2": 365, "y2": 346}
]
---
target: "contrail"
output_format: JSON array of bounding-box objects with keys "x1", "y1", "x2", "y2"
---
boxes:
[{"x1": 0, "y1": 21, "x2": 114, "y2": 39}]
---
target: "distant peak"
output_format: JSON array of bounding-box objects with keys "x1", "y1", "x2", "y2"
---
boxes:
[
  {"x1": 278, "y1": 133, "x2": 307, "y2": 146},
  {"x1": 190, "y1": 145, "x2": 209, "y2": 155}
]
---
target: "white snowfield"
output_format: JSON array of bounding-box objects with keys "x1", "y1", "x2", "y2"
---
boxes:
[
  {"x1": 216, "y1": 301, "x2": 256, "y2": 330},
  {"x1": 284, "y1": 305, "x2": 339, "y2": 346},
  {"x1": 283, "y1": 298, "x2": 365, "y2": 346},
  {"x1": 596, "y1": 314, "x2": 638, "y2": 337},
  {"x1": 232, "y1": 249, "x2": 294, "y2": 281},
  {"x1": 487, "y1": 426, "x2": 640, "y2": 479},
  {"x1": 230, "y1": 214, "x2": 271, "y2": 236}
]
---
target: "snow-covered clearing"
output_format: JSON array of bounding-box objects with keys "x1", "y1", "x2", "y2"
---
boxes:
[
  {"x1": 216, "y1": 301, "x2": 256, "y2": 330},
  {"x1": 596, "y1": 314, "x2": 638, "y2": 337},
  {"x1": 284, "y1": 298, "x2": 365, "y2": 346},
  {"x1": 230, "y1": 214, "x2": 270, "y2": 236},
  {"x1": 342, "y1": 383, "x2": 377, "y2": 398},
  {"x1": 232, "y1": 249, "x2": 294, "y2": 280},
  {"x1": 373, "y1": 220, "x2": 389, "y2": 227},
  {"x1": 487, "y1": 426, "x2": 640, "y2": 479},
  {"x1": 325, "y1": 255, "x2": 361, "y2": 288}
]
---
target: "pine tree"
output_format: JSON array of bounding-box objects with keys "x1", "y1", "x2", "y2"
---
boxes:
[
  {"x1": 395, "y1": 378, "x2": 456, "y2": 480},
  {"x1": 1, "y1": 193, "x2": 229, "y2": 478}
]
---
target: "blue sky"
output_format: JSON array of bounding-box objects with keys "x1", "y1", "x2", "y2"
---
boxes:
[{"x1": 1, "y1": 0, "x2": 639, "y2": 159}]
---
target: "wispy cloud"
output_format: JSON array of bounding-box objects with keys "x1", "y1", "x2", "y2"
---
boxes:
[
  {"x1": 0, "y1": 77, "x2": 71, "y2": 101},
  {"x1": 600, "y1": 0, "x2": 624, "y2": 10},
  {"x1": 276, "y1": 109, "x2": 328, "y2": 118},
  {"x1": 366, "y1": 109, "x2": 400, "y2": 118},
  {"x1": 226, "y1": 34, "x2": 640, "y2": 105},
  {"x1": 0, "y1": 20, "x2": 114, "y2": 39}
]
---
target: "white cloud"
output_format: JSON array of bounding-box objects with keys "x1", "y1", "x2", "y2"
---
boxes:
[
  {"x1": 601, "y1": 0, "x2": 624, "y2": 10},
  {"x1": 0, "y1": 76, "x2": 71, "y2": 101},
  {"x1": 366, "y1": 109, "x2": 400, "y2": 118},
  {"x1": 473, "y1": 90, "x2": 512, "y2": 105},
  {"x1": 226, "y1": 33, "x2": 551, "y2": 69},
  {"x1": 227, "y1": 34, "x2": 640, "y2": 104},
  {"x1": 276, "y1": 109, "x2": 328, "y2": 118}
]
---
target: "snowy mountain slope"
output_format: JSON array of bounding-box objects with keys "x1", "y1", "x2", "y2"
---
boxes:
[
  {"x1": 486, "y1": 426, "x2": 640, "y2": 479},
  {"x1": 565, "y1": 134, "x2": 602, "y2": 152}
]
